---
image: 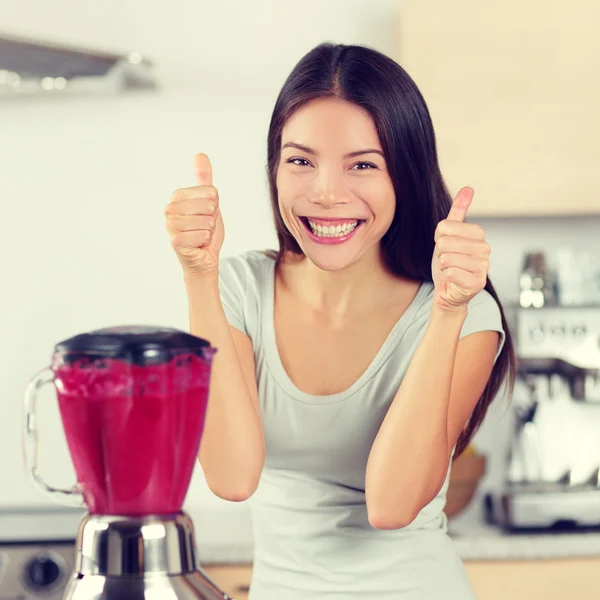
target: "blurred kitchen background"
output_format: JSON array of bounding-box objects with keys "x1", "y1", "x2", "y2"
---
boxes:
[{"x1": 1, "y1": 0, "x2": 599, "y2": 598}]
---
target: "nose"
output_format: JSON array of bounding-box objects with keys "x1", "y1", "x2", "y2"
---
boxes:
[{"x1": 310, "y1": 168, "x2": 350, "y2": 208}]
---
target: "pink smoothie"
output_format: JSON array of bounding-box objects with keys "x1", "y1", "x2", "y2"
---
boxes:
[{"x1": 54, "y1": 350, "x2": 213, "y2": 516}]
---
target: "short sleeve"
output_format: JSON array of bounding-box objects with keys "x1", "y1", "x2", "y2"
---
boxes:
[
  {"x1": 218, "y1": 254, "x2": 249, "y2": 335},
  {"x1": 460, "y1": 289, "x2": 506, "y2": 361}
]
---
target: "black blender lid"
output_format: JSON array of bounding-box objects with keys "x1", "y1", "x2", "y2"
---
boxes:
[{"x1": 54, "y1": 325, "x2": 212, "y2": 365}]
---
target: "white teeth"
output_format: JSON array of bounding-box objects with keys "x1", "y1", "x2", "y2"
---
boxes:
[{"x1": 307, "y1": 220, "x2": 358, "y2": 237}]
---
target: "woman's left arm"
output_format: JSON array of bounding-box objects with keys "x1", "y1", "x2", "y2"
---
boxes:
[{"x1": 365, "y1": 187, "x2": 500, "y2": 530}]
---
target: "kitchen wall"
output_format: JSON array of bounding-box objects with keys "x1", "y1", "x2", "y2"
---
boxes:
[
  {"x1": 2, "y1": 1, "x2": 599, "y2": 515},
  {"x1": 0, "y1": 0, "x2": 397, "y2": 512},
  {"x1": 2, "y1": 0, "x2": 400, "y2": 92}
]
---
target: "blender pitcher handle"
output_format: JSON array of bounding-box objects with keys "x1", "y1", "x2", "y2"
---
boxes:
[{"x1": 23, "y1": 367, "x2": 85, "y2": 507}]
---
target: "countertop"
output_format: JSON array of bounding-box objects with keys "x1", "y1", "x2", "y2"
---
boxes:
[
  {"x1": 3, "y1": 499, "x2": 600, "y2": 564},
  {"x1": 189, "y1": 498, "x2": 600, "y2": 564}
]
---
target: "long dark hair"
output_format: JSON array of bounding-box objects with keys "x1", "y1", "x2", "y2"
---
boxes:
[{"x1": 266, "y1": 42, "x2": 515, "y2": 457}]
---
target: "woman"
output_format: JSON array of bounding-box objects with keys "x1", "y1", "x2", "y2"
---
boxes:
[{"x1": 165, "y1": 43, "x2": 515, "y2": 599}]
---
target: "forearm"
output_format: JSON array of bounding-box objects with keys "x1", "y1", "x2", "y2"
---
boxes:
[
  {"x1": 365, "y1": 306, "x2": 467, "y2": 529},
  {"x1": 185, "y1": 275, "x2": 265, "y2": 501}
]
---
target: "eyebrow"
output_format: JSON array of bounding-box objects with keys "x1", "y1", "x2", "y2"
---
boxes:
[{"x1": 281, "y1": 141, "x2": 385, "y2": 159}]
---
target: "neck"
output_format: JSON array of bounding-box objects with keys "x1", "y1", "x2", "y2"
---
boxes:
[{"x1": 280, "y1": 246, "x2": 406, "y2": 319}]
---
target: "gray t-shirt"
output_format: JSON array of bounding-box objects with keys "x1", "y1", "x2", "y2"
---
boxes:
[{"x1": 218, "y1": 249, "x2": 505, "y2": 599}]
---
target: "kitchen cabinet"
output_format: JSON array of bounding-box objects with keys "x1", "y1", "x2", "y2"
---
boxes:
[
  {"x1": 397, "y1": 1, "x2": 600, "y2": 217},
  {"x1": 203, "y1": 564, "x2": 251, "y2": 599},
  {"x1": 466, "y1": 558, "x2": 600, "y2": 600},
  {"x1": 203, "y1": 558, "x2": 600, "y2": 599}
]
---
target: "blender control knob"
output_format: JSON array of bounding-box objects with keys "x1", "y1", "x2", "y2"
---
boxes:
[{"x1": 24, "y1": 553, "x2": 63, "y2": 589}]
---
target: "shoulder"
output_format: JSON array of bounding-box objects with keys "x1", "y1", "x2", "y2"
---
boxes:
[
  {"x1": 462, "y1": 288, "x2": 503, "y2": 333},
  {"x1": 411, "y1": 282, "x2": 505, "y2": 356},
  {"x1": 218, "y1": 249, "x2": 275, "y2": 337},
  {"x1": 219, "y1": 249, "x2": 275, "y2": 293},
  {"x1": 219, "y1": 248, "x2": 276, "y2": 273}
]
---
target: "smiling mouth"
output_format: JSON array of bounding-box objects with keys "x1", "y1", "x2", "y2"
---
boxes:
[{"x1": 299, "y1": 217, "x2": 366, "y2": 238}]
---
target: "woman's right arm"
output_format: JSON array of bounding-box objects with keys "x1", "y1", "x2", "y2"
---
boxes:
[
  {"x1": 166, "y1": 153, "x2": 264, "y2": 502},
  {"x1": 186, "y1": 275, "x2": 265, "y2": 501}
]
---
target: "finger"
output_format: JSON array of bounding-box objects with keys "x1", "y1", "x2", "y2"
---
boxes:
[
  {"x1": 168, "y1": 215, "x2": 216, "y2": 233},
  {"x1": 447, "y1": 186, "x2": 474, "y2": 222},
  {"x1": 194, "y1": 153, "x2": 213, "y2": 187},
  {"x1": 170, "y1": 185, "x2": 218, "y2": 203},
  {"x1": 435, "y1": 220, "x2": 485, "y2": 242},
  {"x1": 443, "y1": 268, "x2": 481, "y2": 289},
  {"x1": 165, "y1": 196, "x2": 218, "y2": 217},
  {"x1": 438, "y1": 252, "x2": 488, "y2": 274},
  {"x1": 171, "y1": 229, "x2": 212, "y2": 250},
  {"x1": 435, "y1": 236, "x2": 491, "y2": 258}
]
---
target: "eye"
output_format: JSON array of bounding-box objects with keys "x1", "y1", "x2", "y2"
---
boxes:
[
  {"x1": 352, "y1": 161, "x2": 377, "y2": 170},
  {"x1": 286, "y1": 157, "x2": 312, "y2": 167}
]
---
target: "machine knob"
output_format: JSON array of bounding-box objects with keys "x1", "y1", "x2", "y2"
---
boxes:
[{"x1": 24, "y1": 553, "x2": 63, "y2": 589}]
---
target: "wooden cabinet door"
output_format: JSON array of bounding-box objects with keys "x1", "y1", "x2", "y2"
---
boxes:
[
  {"x1": 203, "y1": 558, "x2": 600, "y2": 599},
  {"x1": 202, "y1": 564, "x2": 253, "y2": 599},
  {"x1": 465, "y1": 558, "x2": 600, "y2": 600},
  {"x1": 397, "y1": 1, "x2": 600, "y2": 217}
]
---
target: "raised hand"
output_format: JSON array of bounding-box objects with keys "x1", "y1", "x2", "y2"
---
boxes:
[
  {"x1": 165, "y1": 153, "x2": 225, "y2": 279},
  {"x1": 431, "y1": 187, "x2": 491, "y2": 313}
]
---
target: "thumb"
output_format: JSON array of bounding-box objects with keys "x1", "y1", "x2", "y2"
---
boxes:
[
  {"x1": 194, "y1": 153, "x2": 213, "y2": 186},
  {"x1": 447, "y1": 186, "x2": 474, "y2": 222}
]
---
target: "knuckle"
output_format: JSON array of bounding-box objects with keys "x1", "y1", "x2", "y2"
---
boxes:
[
  {"x1": 170, "y1": 232, "x2": 184, "y2": 247},
  {"x1": 170, "y1": 188, "x2": 184, "y2": 203},
  {"x1": 473, "y1": 224, "x2": 486, "y2": 239},
  {"x1": 207, "y1": 186, "x2": 219, "y2": 201},
  {"x1": 164, "y1": 202, "x2": 176, "y2": 217},
  {"x1": 165, "y1": 221, "x2": 175, "y2": 235},
  {"x1": 193, "y1": 230, "x2": 208, "y2": 245},
  {"x1": 439, "y1": 253, "x2": 450, "y2": 268}
]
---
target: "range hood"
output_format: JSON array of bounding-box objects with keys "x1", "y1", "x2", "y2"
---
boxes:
[{"x1": 0, "y1": 32, "x2": 158, "y2": 97}]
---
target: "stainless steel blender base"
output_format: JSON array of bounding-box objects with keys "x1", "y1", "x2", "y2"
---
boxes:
[
  {"x1": 63, "y1": 512, "x2": 234, "y2": 600},
  {"x1": 63, "y1": 571, "x2": 232, "y2": 600}
]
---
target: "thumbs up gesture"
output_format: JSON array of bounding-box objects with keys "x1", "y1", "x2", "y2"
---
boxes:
[
  {"x1": 431, "y1": 187, "x2": 491, "y2": 313},
  {"x1": 165, "y1": 154, "x2": 225, "y2": 278}
]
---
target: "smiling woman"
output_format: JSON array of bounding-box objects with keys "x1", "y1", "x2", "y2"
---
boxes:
[
  {"x1": 165, "y1": 42, "x2": 516, "y2": 600},
  {"x1": 274, "y1": 98, "x2": 396, "y2": 270}
]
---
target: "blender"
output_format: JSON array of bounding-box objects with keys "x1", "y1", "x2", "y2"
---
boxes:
[{"x1": 23, "y1": 325, "x2": 234, "y2": 599}]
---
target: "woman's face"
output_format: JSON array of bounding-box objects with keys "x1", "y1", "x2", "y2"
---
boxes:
[{"x1": 276, "y1": 97, "x2": 396, "y2": 272}]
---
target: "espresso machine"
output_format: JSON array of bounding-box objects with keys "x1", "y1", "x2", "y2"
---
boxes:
[
  {"x1": 488, "y1": 305, "x2": 600, "y2": 530},
  {"x1": 23, "y1": 325, "x2": 234, "y2": 599}
]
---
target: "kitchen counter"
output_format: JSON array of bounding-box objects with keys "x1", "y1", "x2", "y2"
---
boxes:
[
  {"x1": 189, "y1": 500, "x2": 600, "y2": 565},
  {"x1": 447, "y1": 489, "x2": 600, "y2": 560},
  {"x1": 449, "y1": 521, "x2": 600, "y2": 561},
  {"x1": 5, "y1": 500, "x2": 600, "y2": 564}
]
